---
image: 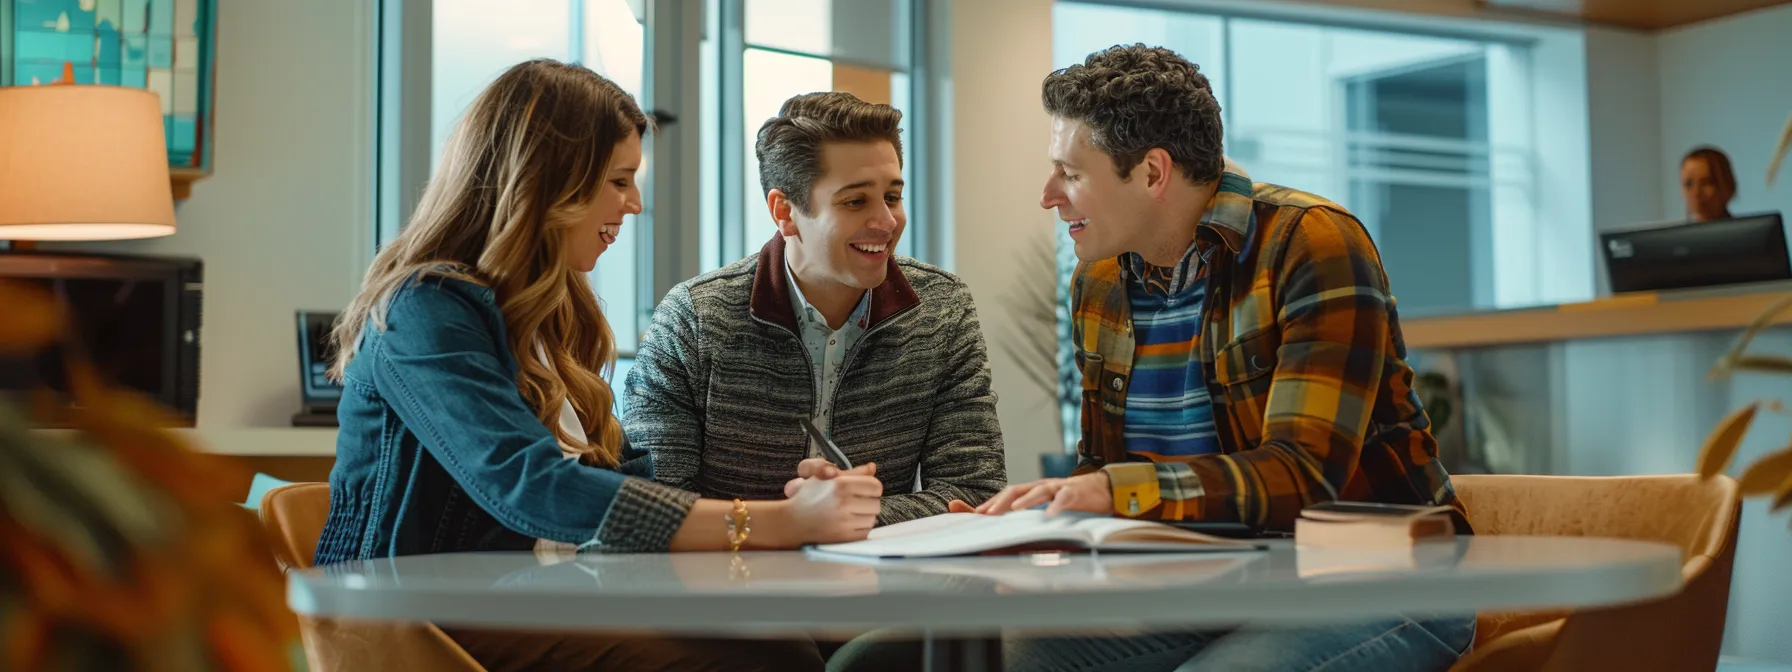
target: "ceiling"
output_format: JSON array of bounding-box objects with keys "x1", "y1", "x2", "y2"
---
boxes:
[
  {"x1": 1476, "y1": 0, "x2": 1792, "y2": 30},
  {"x1": 1293, "y1": 0, "x2": 1792, "y2": 29}
]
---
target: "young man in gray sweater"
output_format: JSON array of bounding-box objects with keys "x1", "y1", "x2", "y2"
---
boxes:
[{"x1": 623, "y1": 91, "x2": 1006, "y2": 526}]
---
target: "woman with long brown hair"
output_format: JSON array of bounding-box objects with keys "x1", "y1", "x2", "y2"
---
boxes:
[{"x1": 316, "y1": 59, "x2": 874, "y2": 671}]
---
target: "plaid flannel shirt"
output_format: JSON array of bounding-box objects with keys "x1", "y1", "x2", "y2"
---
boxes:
[{"x1": 1072, "y1": 158, "x2": 1470, "y2": 533}]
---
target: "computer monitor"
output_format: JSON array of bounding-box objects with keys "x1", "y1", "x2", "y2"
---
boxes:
[
  {"x1": 293, "y1": 310, "x2": 342, "y2": 427},
  {"x1": 1600, "y1": 213, "x2": 1790, "y2": 294}
]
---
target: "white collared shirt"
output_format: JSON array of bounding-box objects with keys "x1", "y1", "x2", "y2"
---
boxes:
[
  {"x1": 532, "y1": 340, "x2": 588, "y2": 459},
  {"x1": 532, "y1": 340, "x2": 590, "y2": 555},
  {"x1": 784, "y1": 259, "x2": 871, "y2": 453}
]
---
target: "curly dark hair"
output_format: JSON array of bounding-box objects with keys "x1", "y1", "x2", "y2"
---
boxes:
[
  {"x1": 755, "y1": 91, "x2": 905, "y2": 216},
  {"x1": 1042, "y1": 44, "x2": 1224, "y2": 184}
]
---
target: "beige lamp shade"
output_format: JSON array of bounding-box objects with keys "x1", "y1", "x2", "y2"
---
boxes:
[{"x1": 0, "y1": 84, "x2": 177, "y2": 240}]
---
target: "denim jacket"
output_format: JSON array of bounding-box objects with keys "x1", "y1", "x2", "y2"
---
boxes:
[{"x1": 313, "y1": 276, "x2": 698, "y2": 566}]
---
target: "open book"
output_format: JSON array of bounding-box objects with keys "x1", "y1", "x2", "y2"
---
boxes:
[{"x1": 807, "y1": 510, "x2": 1264, "y2": 559}]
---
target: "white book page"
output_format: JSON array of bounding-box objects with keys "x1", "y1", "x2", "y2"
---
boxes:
[
  {"x1": 815, "y1": 510, "x2": 1092, "y2": 558},
  {"x1": 867, "y1": 512, "x2": 986, "y2": 541}
]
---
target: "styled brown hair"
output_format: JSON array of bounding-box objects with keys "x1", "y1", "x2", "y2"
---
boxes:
[
  {"x1": 754, "y1": 91, "x2": 904, "y2": 215},
  {"x1": 330, "y1": 58, "x2": 648, "y2": 467},
  {"x1": 1043, "y1": 44, "x2": 1224, "y2": 184}
]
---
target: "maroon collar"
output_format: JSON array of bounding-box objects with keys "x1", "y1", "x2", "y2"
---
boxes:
[{"x1": 748, "y1": 234, "x2": 921, "y2": 333}]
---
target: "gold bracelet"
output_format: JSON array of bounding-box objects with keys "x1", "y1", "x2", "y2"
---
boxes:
[{"x1": 725, "y1": 498, "x2": 751, "y2": 552}]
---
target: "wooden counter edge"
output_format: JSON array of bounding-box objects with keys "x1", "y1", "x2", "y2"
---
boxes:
[{"x1": 1402, "y1": 289, "x2": 1792, "y2": 349}]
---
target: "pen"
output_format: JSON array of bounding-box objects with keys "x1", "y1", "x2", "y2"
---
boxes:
[{"x1": 797, "y1": 418, "x2": 853, "y2": 470}]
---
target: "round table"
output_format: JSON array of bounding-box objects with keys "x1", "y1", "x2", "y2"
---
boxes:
[{"x1": 288, "y1": 536, "x2": 1682, "y2": 671}]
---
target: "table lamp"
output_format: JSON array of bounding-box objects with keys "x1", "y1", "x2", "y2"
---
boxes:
[{"x1": 0, "y1": 71, "x2": 177, "y2": 244}]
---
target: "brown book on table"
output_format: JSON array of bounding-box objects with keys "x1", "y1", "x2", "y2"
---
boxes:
[{"x1": 1293, "y1": 501, "x2": 1457, "y2": 550}]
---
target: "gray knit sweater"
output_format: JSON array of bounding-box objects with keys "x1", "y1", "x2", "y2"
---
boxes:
[{"x1": 622, "y1": 236, "x2": 1008, "y2": 525}]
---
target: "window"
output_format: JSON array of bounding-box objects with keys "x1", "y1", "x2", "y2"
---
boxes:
[
  {"x1": 377, "y1": 0, "x2": 934, "y2": 414},
  {"x1": 1051, "y1": 1, "x2": 1545, "y2": 450},
  {"x1": 429, "y1": 0, "x2": 651, "y2": 354},
  {"x1": 706, "y1": 0, "x2": 923, "y2": 272}
]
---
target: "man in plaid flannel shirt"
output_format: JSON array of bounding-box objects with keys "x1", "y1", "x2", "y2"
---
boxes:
[{"x1": 965, "y1": 44, "x2": 1476, "y2": 672}]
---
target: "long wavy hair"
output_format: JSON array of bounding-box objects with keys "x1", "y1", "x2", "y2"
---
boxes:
[{"x1": 329, "y1": 59, "x2": 648, "y2": 468}]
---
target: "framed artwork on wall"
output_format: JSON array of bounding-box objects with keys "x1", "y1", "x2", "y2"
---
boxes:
[{"x1": 1, "y1": 0, "x2": 217, "y2": 198}]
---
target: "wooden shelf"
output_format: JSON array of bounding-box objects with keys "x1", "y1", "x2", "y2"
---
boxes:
[
  {"x1": 1402, "y1": 284, "x2": 1792, "y2": 350},
  {"x1": 31, "y1": 426, "x2": 337, "y2": 457},
  {"x1": 170, "y1": 167, "x2": 208, "y2": 201},
  {"x1": 30, "y1": 427, "x2": 336, "y2": 504}
]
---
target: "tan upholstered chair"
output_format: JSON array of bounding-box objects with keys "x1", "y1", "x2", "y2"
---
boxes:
[
  {"x1": 1447, "y1": 474, "x2": 1740, "y2": 672},
  {"x1": 259, "y1": 483, "x2": 487, "y2": 672}
]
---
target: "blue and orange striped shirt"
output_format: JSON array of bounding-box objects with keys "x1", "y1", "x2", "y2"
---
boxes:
[{"x1": 1119, "y1": 246, "x2": 1220, "y2": 459}]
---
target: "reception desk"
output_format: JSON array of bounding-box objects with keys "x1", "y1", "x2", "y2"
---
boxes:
[
  {"x1": 1402, "y1": 280, "x2": 1792, "y2": 350},
  {"x1": 1396, "y1": 280, "x2": 1792, "y2": 477}
]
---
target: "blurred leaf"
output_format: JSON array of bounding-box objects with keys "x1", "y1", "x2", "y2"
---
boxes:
[
  {"x1": 1415, "y1": 371, "x2": 1454, "y2": 431},
  {"x1": 1770, "y1": 110, "x2": 1792, "y2": 186},
  {"x1": 1712, "y1": 295, "x2": 1792, "y2": 381},
  {"x1": 995, "y1": 230, "x2": 1083, "y2": 454},
  {"x1": 1698, "y1": 403, "x2": 1758, "y2": 479},
  {"x1": 208, "y1": 610, "x2": 291, "y2": 672},
  {"x1": 1739, "y1": 446, "x2": 1792, "y2": 495},
  {"x1": 1732, "y1": 356, "x2": 1792, "y2": 376},
  {"x1": 1771, "y1": 473, "x2": 1792, "y2": 513},
  {"x1": 0, "y1": 291, "x2": 297, "y2": 670},
  {"x1": 0, "y1": 282, "x2": 62, "y2": 353}
]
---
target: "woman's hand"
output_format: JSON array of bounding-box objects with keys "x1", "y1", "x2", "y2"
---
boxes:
[
  {"x1": 779, "y1": 472, "x2": 883, "y2": 544},
  {"x1": 784, "y1": 458, "x2": 876, "y2": 498}
]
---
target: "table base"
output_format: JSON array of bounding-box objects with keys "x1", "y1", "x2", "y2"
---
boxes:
[{"x1": 925, "y1": 632, "x2": 1003, "y2": 672}]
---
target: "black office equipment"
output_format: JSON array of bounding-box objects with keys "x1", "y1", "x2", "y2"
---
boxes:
[
  {"x1": 0, "y1": 251, "x2": 203, "y2": 427},
  {"x1": 1601, "y1": 213, "x2": 1790, "y2": 294}
]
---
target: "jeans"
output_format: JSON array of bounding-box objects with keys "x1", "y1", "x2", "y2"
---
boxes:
[
  {"x1": 828, "y1": 614, "x2": 1475, "y2": 672},
  {"x1": 443, "y1": 628, "x2": 825, "y2": 672}
]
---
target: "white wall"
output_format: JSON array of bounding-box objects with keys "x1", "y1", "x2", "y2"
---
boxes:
[
  {"x1": 1582, "y1": 26, "x2": 1663, "y2": 295},
  {"x1": 1657, "y1": 5, "x2": 1792, "y2": 225},
  {"x1": 53, "y1": 0, "x2": 374, "y2": 432},
  {"x1": 1585, "y1": 27, "x2": 1663, "y2": 233},
  {"x1": 941, "y1": 0, "x2": 1061, "y2": 483},
  {"x1": 1526, "y1": 28, "x2": 1596, "y2": 306}
]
